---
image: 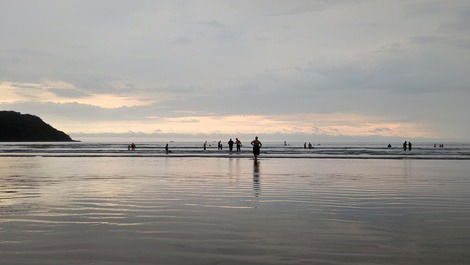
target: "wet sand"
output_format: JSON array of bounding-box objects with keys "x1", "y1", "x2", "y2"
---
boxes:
[{"x1": 1, "y1": 157, "x2": 470, "y2": 264}]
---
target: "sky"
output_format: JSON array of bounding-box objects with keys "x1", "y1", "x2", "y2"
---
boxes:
[{"x1": 1, "y1": 0, "x2": 469, "y2": 141}]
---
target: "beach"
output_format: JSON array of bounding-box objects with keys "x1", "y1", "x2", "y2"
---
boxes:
[{"x1": 1, "y1": 150, "x2": 470, "y2": 264}]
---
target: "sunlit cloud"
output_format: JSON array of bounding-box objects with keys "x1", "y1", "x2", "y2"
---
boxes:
[{"x1": 0, "y1": 81, "x2": 155, "y2": 108}]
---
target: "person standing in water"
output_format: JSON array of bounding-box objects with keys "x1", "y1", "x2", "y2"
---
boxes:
[
  {"x1": 236, "y1": 138, "x2": 242, "y2": 152},
  {"x1": 304, "y1": 142, "x2": 307, "y2": 149},
  {"x1": 403, "y1": 141, "x2": 407, "y2": 151},
  {"x1": 251, "y1": 136, "x2": 262, "y2": 160},
  {"x1": 308, "y1": 142, "x2": 312, "y2": 149},
  {"x1": 203, "y1": 141, "x2": 207, "y2": 151},
  {"x1": 408, "y1": 141, "x2": 412, "y2": 151},
  {"x1": 218, "y1": 140, "x2": 222, "y2": 150},
  {"x1": 165, "y1": 143, "x2": 169, "y2": 153},
  {"x1": 228, "y1": 138, "x2": 234, "y2": 152}
]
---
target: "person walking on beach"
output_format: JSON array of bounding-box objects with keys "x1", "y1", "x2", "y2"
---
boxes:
[
  {"x1": 403, "y1": 141, "x2": 407, "y2": 151},
  {"x1": 165, "y1": 143, "x2": 169, "y2": 153},
  {"x1": 218, "y1": 140, "x2": 222, "y2": 150},
  {"x1": 408, "y1": 141, "x2": 412, "y2": 151},
  {"x1": 203, "y1": 141, "x2": 207, "y2": 151},
  {"x1": 251, "y1": 136, "x2": 262, "y2": 160},
  {"x1": 236, "y1": 138, "x2": 242, "y2": 152},
  {"x1": 131, "y1": 143, "x2": 136, "y2": 151},
  {"x1": 228, "y1": 138, "x2": 234, "y2": 152}
]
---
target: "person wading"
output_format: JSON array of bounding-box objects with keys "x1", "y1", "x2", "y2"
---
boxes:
[{"x1": 251, "y1": 136, "x2": 262, "y2": 160}]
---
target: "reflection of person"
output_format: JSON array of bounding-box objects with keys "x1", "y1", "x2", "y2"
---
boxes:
[
  {"x1": 236, "y1": 138, "x2": 242, "y2": 152},
  {"x1": 253, "y1": 159, "x2": 260, "y2": 198},
  {"x1": 251, "y1": 136, "x2": 262, "y2": 159}
]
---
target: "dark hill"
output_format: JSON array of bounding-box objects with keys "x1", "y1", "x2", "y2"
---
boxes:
[{"x1": 0, "y1": 111, "x2": 73, "y2": 141}]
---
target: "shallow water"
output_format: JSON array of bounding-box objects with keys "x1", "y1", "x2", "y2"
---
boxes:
[
  {"x1": 1, "y1": 157, "x2": 470, "y2": 264},
  {"x1": 1, "y1": 142, "x2": 469, "y2": 159}
]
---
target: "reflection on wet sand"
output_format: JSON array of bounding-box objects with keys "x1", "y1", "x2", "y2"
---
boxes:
[{"x1": 253, "y1": 159, "x2": 260, "y2": 198}]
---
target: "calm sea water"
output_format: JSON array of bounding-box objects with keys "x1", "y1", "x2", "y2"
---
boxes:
[
  {"x1": 1, "y1": 141, "x2": 469, "y2": 159},
  {"x1": 1, "y1": 155, "x2": 469, "y2": 264}
]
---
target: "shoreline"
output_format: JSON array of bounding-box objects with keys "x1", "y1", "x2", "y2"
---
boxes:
[{"x1": 0, "y1": 154, "x2": 468, "y2": 160}]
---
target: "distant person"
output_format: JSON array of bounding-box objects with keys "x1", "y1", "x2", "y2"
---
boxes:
[
  {"x1": 251, "y1": 136, "x2": 262, "y2": 159},
  {"x1": 203, "y1": 141, "x2": 207, "y2": 151},
  {"x1": 218, "y1": 140, "x2": 222, "y2": 150},
  {"x1": 284, "y1": 140, "x2": 287, "y2": 146},
  {"x1": 308, "y1": 142, "x2": 312, "y2": 149},
  {"x1": 403, "y1": 141, "x2": 407, "y2": 151},
  {"x1": 408, "y1": 141, "x2": 412, "y2": 151},
  {"x1": 388, "y1": 144, "x2": 392, "y2": 149},
  {"x1": 434, "y1": 144, "x2": 437, "y2": 148},
  {"x1": 236, "y1": 138, "x2": 242, "y2": 152},
  {"x1": 228, "y1": 138, "x2": 234, "y2": 152},
  {"x1": 131, "y1": 143, "x2": 136, "y2": 151},
  {"x1": 127, "y1": 144, "x2": 131, "y2": 151},
  {"x1": 304, "y1": 142, "x2": 307, "y2": 149},
  {"x1": 165, "y1": 143, "x2": 169, "y2": 153}
]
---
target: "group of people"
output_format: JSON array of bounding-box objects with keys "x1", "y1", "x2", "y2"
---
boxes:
[
  {"x1": 434, "y1": 144, "x2": 445, "y2": 148},
  {"x1": 303, "y1": 142, "x2": 314, "y2": 149},
  {"x1": 217, "y1": 137, "x2": 261, "y2": 157},
  {"x1": 403, "y1": 141, "x2": 412, "y2": 151},
  {"x1": 161, "y1": 137, "x2": 263, "y2": 158},
  {"x1": 127, "y1": 143, "x2": 136, "y2": 151},
  {"x1": 222, "y1": 138, "x2": 242, "y2": 152}
]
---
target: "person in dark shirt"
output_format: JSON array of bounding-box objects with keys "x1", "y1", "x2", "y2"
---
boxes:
[{"x1": 228, "y1": 138, "x2": 234, "y2": 152}]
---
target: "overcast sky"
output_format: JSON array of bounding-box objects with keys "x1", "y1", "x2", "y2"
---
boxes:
[{"x1": 1, "y1": 0, "x2": 469, "y2": 141}]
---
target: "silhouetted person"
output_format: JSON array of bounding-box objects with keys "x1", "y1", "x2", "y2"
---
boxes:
[
  {"x1": 128, "y1": 144, "x2": 131, "y2": 151},
  {"x1": 131, "y1": 143, "x2": 136, "y2": 151},
  {"x1": 165, "y1": 143, "x2": 169, "y2": 153},
  {"x1": 236, "y1": 138, "x2": 242, "y2": 152},
  {"x1": 251, "y1": 136, "x2": 262, "y2": 160},
  {"x1": 203, "y1": 141, "x2": 207, "y2": 151},
  {"x1": 218, "y1": 140, "x2": 222, "y2": 150},
  {"x1": 228, "y1": 138, "x2": 234, "y2": 152},
  {"x1": 403, "y1": 141, "x2": 407, "y2": 151},
  {"x1": 304, "y1": 142, "x2": 307, "y2": 149},
  {"x1": 434, "y1": 144, "x2": 437, "y2": 148},
  {"x1": 284, "y1": 140, "x2": 287, "y2": 146},
  {"x1": 388, "y1": 144, "x2": 392, "y2": 149},
  {"x1": 308, "y1": 142, "x2": 312, "y2": 149},
  {"x1": 408, "y1": 141, "x2": 412, "y2": 151}
]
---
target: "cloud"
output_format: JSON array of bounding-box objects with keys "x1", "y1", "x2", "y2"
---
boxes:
[
  {"x1": 0, "y1": 1, "x2": 469, "y2": 140},
  {"x1": 0, "y1": 81, "x2": 156, "y2": 108}
]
